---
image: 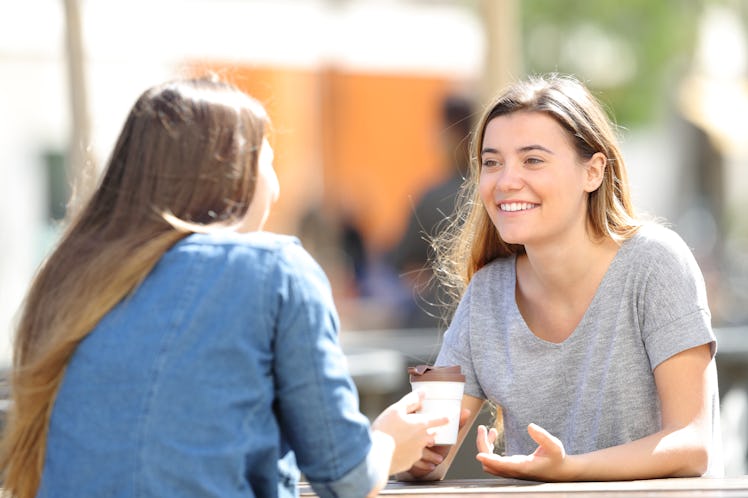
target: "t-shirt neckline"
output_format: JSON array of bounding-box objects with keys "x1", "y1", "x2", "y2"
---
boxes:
[{"x1": 508, "y1": 238, "x2": 633, "y2": 347}]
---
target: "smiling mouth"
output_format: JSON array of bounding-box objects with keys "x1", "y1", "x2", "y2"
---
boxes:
[{"x1": 499, "y1": 202, "x2": 538, "y2": 212}]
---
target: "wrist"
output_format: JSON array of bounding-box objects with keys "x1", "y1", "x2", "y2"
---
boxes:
[
  {"x1": 561, "y1": 454, "x2": 585, "y2": 481},
  {"x1": 370, "y1": 430, "x2": 397, "y2": 475}
]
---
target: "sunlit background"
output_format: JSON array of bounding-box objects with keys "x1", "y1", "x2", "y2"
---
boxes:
[{"x1": 2, "y1": 0, "x2": 748, "y2": 477}]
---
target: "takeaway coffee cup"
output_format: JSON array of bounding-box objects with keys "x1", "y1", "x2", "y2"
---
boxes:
[{"x1": 408, "y1": 365, "x2": 465, "y2": 445}]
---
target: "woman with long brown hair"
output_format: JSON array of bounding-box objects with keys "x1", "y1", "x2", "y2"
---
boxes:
[
  {"x1": 401, "y1": 74, "x2": 722, "y2": 481},
  {"x1": 0, "y1": 77, "x2": 446, "y2": 498}
]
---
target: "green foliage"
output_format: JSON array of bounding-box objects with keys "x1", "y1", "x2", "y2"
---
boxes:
[{"x1": 521, "y1": 0, "x2": 703, "y2": 126}]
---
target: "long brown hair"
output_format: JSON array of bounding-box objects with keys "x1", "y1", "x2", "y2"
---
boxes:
[
  {"x1": 0, "y1": 77, "x2": 269, "y2": 497},
  {"x1": 432, "y1": 74, "x2": 641, "y2": 315}
]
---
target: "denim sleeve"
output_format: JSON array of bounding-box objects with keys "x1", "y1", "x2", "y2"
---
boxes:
[{"x1": 272, "y1": 242, "x2": 380, "y2": 498}]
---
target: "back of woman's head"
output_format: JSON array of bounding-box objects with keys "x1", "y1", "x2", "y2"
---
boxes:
[
  {"x1": 87, "y1": 77, "x2": 269, "y2": 236},
  {"x1": 0, "y1": 77, "x2": 269, "y2": 498}
]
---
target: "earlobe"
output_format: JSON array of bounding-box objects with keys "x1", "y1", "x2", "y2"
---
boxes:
[{"x1": 584, "y1": 153, "x2": 607, "y2": 192}]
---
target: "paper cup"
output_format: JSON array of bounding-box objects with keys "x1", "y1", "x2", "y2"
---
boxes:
[{"x1": 408, "y1": 365, "x2": 465, "y2": 445}]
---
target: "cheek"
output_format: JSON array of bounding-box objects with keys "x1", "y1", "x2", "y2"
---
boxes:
[
  {"x1": 478, "y1": 173, "x2": 494, "y2": 209},
  {"x1": 268, "y1": 170, "x2": 280, "y2": 202},
  {"x1": 257, "y1": 164, "x2": 280, "y2": 206}
]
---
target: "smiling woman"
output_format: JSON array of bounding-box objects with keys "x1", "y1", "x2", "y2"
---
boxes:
[
  {"x1": 397, "y1": 74, "x2": 723, "y2": 482},
  {"x1": 478, "y1": 111, "x2": 607, "y2": 250}
]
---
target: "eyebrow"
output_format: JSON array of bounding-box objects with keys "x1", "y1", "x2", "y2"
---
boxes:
[{"x1": 481, "y1": 144, "x2": 554, "y2": 156}]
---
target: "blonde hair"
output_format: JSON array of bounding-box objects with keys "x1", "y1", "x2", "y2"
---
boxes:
[
  {"x1": 0, "y1": 77, "x2": 269, "y2": 497},
  {"x1": 433, "y1": 74, "x2": 640, "y2": 315}
]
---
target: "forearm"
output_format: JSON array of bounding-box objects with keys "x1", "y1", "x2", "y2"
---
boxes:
[
  {"x1": 565, "y1": 346, "x2": 716, "y2": 481},
  {"x1": 564, "y1": 426, "x2": 709, "y2": 481}
]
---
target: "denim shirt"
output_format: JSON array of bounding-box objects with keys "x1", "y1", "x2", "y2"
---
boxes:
[{"x1": 39, "y1": 232, "x2": 379, "y2": 497}]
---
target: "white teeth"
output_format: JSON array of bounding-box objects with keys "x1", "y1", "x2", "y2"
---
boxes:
[{"x1": 500, "y1": 202, "x2": 536, "y2": 212}]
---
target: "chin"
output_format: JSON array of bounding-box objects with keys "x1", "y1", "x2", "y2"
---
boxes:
[{"x1": 497, "y1": 231, "x2": 525, "y2": 245}]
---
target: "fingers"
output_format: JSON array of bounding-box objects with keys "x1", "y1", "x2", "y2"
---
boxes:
[
  {"x1": 410, "y1": 447, "x2": 444, "y2": 473},
  {"x1": 457, "y1": 408, "x2": 472, "y2": 429},
  {"x1": 458, "y1": 408, "x2": 472, "y2": 427},
  {"x1": 410, "y1": 460, "x2": 436, "y2": 474},
  {"x1": 475, "y1": 424, "x2": 494, "y2": 454},
  {"x1": 405, "y1": 447, "x2": 445, "y2": 477},
  {"x1": 420, "y1": 446, "x2": 445, "y2": 465},
  {"x1": 398, "y1": 390, "x2": 426, "y2": 413},
  {"x1": 527, "y1": 423, "x2": 565, "y2": 459},
  {"x1": 488, "y1": 427, "x2": 499, "y2": 443},
  {"x1": 474, "y1": 425, "x2": 566, "y2": 481},
  {"x1": 424, "y1": 415, "x2": 450, "y2": 429},
  {"x1": 527, "y1": 424, "x2": 560, "y2": 448},
  {"x1": 475, "y1": 452, "x2": 504, "y2": 476},
  {"x1": 527, "y1": 423, "x2": 550, "y2": 444},
  {"x1": 476, "y1": 452, "x2": 530, "y2": 477},
  {"x1": 398, "y1": 389, "x2": 447, "y2": 428}
]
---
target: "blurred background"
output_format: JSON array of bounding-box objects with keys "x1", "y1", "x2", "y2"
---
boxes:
[{"x1": 2, "y1": 0, "x2": 748, "y2": 477}]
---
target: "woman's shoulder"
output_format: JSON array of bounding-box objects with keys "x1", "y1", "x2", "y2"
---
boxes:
[
  {"x1": 176, "y1": 231, "x2": 308, "y2": 259},
  {"x1": 625, "y1": 223, "x2": 694, "y2": 259},
  {"x1": 175, "y1": 231, "x2": 328, "y2": 288},
  {"x1": 181, "y1": 230, "x2": 299, "y2": 251},
  {"x1": 171, "y1": 231, "x2": 319, "y2": 272},
  {"x1": 470, "y1": 255, "x2": 516, "y2": 289},
  {"x1": 478, "y1": 255, "x2": 515, "y2": 274},
  {"x1": 621, "y1": 222, "x2": 701, "y2": 275}
]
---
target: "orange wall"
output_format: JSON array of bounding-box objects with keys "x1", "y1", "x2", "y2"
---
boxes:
[
  {"x1": 321, "y1": 71, "x2": 453, "y2": 252},
  {"x1": 189, "y1": 62, "x2": 458, "y2": 254}
]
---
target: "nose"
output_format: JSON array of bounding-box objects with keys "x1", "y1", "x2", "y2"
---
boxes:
[{"x1": 494, "y1": 161, "x2": 524, "y2": 192}]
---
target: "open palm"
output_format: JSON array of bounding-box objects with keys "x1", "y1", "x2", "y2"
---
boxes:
[{"x1": 475, "y1": 423, "x2": 568, "y2": 481}]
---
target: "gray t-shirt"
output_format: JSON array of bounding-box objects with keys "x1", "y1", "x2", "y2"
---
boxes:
[{"x1": 437, "y1": 224, "x2": 722, "y2": 475}]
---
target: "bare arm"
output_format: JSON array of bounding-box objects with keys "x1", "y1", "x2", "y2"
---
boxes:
[
  {"x1": 475, "y1": 344, "x2": 716, "y2": 481},
  {"x1": 397, "y1": 394, "x2": 485, "y2": 481}
]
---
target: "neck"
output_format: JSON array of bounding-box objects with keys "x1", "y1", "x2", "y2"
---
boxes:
[{"x1": 520, "y1": 228, "x2": 618, "y2": 298}]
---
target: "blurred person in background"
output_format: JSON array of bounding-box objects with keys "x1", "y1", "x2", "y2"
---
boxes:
[
  {"x1": 400, "y1": 74, "x2": 723, "y2": 481},
  {"x1": 0, "y1": 77, "x2": 447, "y2": 498},
  {"x1": 387, "y1": 94, "x2": 476, "y2": 328},
  {"x1": 298, "y1": 204, "x2": 369, "y2": 300}
]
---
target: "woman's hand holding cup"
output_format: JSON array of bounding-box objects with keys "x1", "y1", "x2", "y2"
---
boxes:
[
  {"x1": 371, "y1": 390, "x2": 449, "y2": 475},
  {"x1": 399, "y1": 407, "x2": 472, "y2": 480}
]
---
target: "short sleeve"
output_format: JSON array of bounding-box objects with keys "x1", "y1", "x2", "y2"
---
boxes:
[
  {"x1": 638, "y1": 228, "x2": 716, "y2": 370},
  {"x1": 436, "y1": 284, "x2": 486, "y2": 400}
]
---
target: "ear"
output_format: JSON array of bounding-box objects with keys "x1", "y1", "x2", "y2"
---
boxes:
[{"x1": 583, "y1": 152, "x2": 606, "y2": 193}]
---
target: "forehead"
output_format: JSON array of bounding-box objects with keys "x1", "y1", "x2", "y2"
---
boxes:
[{"x1": 482, "y1": 111, "x2": 571, "y2": 150}]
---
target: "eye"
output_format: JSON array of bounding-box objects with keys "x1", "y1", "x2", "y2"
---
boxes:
[
  {"x1": 481, "y1": 158, "x2": 502, "y2": 169},
  {"x1": 524, "y1": 157, "x2": 544, "y2": 167}
]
